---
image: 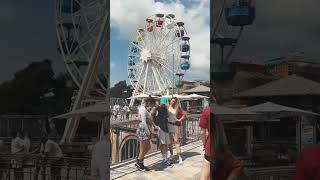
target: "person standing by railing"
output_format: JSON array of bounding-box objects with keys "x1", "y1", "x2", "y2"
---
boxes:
[
  {"x1": 199, "y1": 106, "x2": 211, "y2": 180},
  {"x1": 11, "y1": 131, "x2": 25, "y2": 180},
  {"x1": 168, "y1": 97, "x2": 186, "y2": 165},
  {"x1": 44, "y1": 134, "x2": 63, "y2": 180},
  {"x1": 90, "y1": 130, "x2": 111, "y2": 180},
  {"x1": 293, "y1": 144, "x2": 320, "y2": 180},
  {"x1": 33, "y1": 137, "x2": 47, "y2": 180},
  {"x1": 0, "y1": 140, "x2": 5, "y2": 180},
  {"x1": 123, "y1": 105, "x2": 130, "y2": 121},
  {"x1": 152, "y1": 97, "x2": 173, "y2": 167},
  {"x1": 135, "y1": 97, "x2": 155, "y2": 171},
  {"x1": 210, "y1": 103, "x2": 245, "y2": 180}
]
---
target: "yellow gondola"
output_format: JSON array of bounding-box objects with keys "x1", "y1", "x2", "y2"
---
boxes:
[{"x1": 137, "y1": 34, "x2": 144, "y2": 41}]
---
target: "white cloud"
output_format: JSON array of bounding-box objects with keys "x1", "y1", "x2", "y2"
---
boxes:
[{"x1": 111, "y1": 0, "x2": 210, "y2": 81}]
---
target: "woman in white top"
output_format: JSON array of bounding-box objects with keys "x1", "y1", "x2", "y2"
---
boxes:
[
  {"x1": 168, "y1": 97, "x2": 187, "y2": 164},
  {"x1": 135, "y1": 97, "x2": 155, "y2": 171}
]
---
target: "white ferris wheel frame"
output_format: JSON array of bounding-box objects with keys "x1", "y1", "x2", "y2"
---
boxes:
[{"x1": 127, "y1": 14, "x2": 190, "y2": 105}]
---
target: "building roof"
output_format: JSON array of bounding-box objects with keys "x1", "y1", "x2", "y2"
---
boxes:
[
  {"x1": 229, "y1": 56, "x2": 264, "y2": 66},
  {"x1": 234, "y1": 75, "x2": 320, "y2": 98},
  {"x1": 286, "y1": 53, "x2": 320, "y2": 65},
  {"x1": 183, "y1": 85, "x2": 210, "y2": 93}
]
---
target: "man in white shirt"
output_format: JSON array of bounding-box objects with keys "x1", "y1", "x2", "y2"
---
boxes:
[
  {"x1": 0, "y1": 140, "x2": 5, "y2": 180},
  {"x1": 90, "y1": 130, "x2": 111, "y2": 180},
  {"x1": 44, "y1": 135, "x2": 63, "y2": 180},
  {"x1": 11, "y1": 131, "x2": 25, "y2": 180},
  {"x1": 123, "y1": 105, "x2": 130, "y2": 120}
]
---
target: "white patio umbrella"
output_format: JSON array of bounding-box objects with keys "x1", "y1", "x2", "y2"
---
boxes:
[
  {"x1": 185, "y1": 93, "x2": 209, "y2": 100},
  {"x1": 53, "y1": 102, "x2": 110, "y2": 120},
  {"x1": 211, "y1": 103, "x2": 263, "y2": 121},
  {"x1": 127, "y1": 94, "x2": 157, "y2": 99},
  {"x1": 241, "y1": 102, "x2": 319, "y2": 118},
  {"x1": 161, "y1": 94, "x2": 190, "y2": 100}
]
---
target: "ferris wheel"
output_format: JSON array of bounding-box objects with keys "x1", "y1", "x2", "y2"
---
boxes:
[
  {"x1": 55, "y1": 0, "x2": 109, "y2": 95},
  {"x1": 128, "y1": 14, "x2": 191, "y2": 105},
  {"x1": 55, "y1": 0, "x2": 109, "y2": 143},
  {"x1": 212, "y1": 0, "x2": 255, "y2": 64}
]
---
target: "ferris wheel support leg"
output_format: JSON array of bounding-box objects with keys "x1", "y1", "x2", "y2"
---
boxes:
[{"x1": 60, "y1": 11, "x2": 110, "y2": 143}]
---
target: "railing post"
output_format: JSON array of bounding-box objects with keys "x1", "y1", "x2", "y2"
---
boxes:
[{"x1": 181, "y1": 117, "x2": 187, "y2": 145}]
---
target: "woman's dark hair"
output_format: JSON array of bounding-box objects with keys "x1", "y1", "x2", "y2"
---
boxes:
[
  {"x1": 145, "y1": 96, "x2": 155, "y2": 104},
  {"x1": 24, "y1": 131, "x2": 31, "y2": 138},
  {"x1": 17, "y1": 131, "x2": 23, "y2": 137},
  {"x1": 171, "y1": 97, "x2": 178, "y2": 102}
]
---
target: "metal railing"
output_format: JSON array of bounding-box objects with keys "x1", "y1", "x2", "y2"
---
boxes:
[
  {"x1": 0, "y1": 154, "x2": 94, "y2": 180},
  {"x1": 111, "y1": 113, "x2": 202, "y2": 164},
  {"x1": 244, "y1": 166, "x2": 294, "y2": 180}
]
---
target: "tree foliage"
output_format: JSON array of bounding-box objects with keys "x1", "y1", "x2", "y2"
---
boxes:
[
  {"x1": 109, "y1": 80, "x2": 133, "y2": 98},
  {"x1": 0, "y1": 60, "x2": 74, "y2": 115}
]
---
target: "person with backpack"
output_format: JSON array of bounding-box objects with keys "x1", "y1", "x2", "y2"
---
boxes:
[{"x1": 152, "y1": 97, "x2": 173, "y2": 167}]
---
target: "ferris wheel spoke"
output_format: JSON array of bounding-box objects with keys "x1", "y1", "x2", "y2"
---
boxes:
[
  {"x1": 156, "y1": 59, "x2": 175, "y2": 75},
  {"x1": 151, "y1": 66, "x2": 164, "y2": 92},
  {"x1": 163, "y1": 38, "x2": 181, "y2": 51},
  {"x1": 142, "y1": 63, "x2": 150, "y2": 94},
  {"x1": 152, "y1": 28, "x2": 162, "y2": 49},
  {"x1": 157, "y1": 28, "x2": 173, "y2": 49},
  {"x1": 132, "y1": 62, "x2": 146, "y2": 95}
]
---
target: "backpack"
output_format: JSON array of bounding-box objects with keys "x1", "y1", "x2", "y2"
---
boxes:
[{"x1": 154, "y1": 107, "x2": 169, "y2": 132}]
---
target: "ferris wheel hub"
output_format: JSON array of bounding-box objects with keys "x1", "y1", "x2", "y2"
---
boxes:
[{"x1": 140, "y1": 48, "x2": 151, "y2": 62}]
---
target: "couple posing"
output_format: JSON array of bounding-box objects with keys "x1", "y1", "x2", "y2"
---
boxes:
[{"x1": 135, "y1": 96, "x2": 186, "y2": 171}]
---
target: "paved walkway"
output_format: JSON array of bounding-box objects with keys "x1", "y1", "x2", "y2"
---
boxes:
[{"x1": 111, "y1": 141, "x2": 204, "y2": 180}]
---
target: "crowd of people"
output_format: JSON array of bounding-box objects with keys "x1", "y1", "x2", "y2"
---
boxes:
[
  {"x1": 135, "y1": 96, "x2": 187, "y2": 171},
  {"x1": 6, "y1": 130, "x2": 63, "y2": 180},
  {"x1": 112, "y1": 104, "x2": 131, "y2": 121}
]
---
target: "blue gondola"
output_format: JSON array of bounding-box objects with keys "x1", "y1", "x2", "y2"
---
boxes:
[
  {"x1": 180, "y1": 43, "x2": 190, "y2": 52},
  {"x1": 131, "y1": 47, "x2": 138, "y2": 53},
  {"x1": 129, "y1": 60, "x2": 135, "y2": 66},
  {"x1": 225, "y1": 0, "x2": 255, "y2": 26},
  {"x1": 61, "y1": 0, "x2": 81, "y2": 13},
  {"x1": 180, "y1": 62, "x2": 190, "y2": 70}
]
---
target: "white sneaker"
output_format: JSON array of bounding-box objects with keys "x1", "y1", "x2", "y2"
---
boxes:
[{"x1": 179, "y1": 156, "x2": 183, "y2": 165}]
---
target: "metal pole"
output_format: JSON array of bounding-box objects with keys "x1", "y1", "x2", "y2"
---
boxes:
[
  {"x1": 172, "y1": 54, "x2": 174, "y2": 95},
  {"x1": 221, "y1": 45, "x2": 224, "y2": 64}
]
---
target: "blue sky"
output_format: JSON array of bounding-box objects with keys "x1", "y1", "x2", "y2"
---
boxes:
[{"x1": 110, "y1": 0, "x2": 210, "y2": 87}]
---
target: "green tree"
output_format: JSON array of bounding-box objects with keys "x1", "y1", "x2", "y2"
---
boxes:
[
  {"x1": 110, "y1": 80, "x2": 132, "y2": 98},
  {"x1": 0, "y1": 60, "x2": 74, "y2": 115}
]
